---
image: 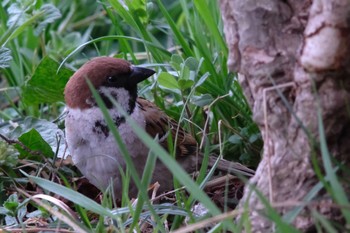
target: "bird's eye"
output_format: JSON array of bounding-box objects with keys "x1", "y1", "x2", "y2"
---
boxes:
[
  {"x1": 105, "y1": 74, "x2": 128, "y2": 87},
  {"x1": 107, "y1": 76, "x2": 117, "y2": 83}
]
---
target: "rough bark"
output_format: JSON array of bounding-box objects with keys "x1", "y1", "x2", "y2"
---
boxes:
[{"x1": 219, "y1": 0, "x2": 350, "y2": 231}]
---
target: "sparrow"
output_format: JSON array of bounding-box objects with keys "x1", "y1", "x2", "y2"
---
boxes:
[{"x1": 64, "y1": 57, "x2": 254, "y2": 198}]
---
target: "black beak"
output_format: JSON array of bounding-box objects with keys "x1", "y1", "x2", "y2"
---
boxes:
[{"x1": 130, "y1": 66, "x2": 155, "y2": 84}]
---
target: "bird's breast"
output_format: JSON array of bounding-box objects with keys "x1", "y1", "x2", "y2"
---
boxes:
[
  {"x1": 65, "y1": 106, "x2": 147, "y2": 157},
  {"x1": 65, "y1": 106, "x2": 148, "y2": 190}
]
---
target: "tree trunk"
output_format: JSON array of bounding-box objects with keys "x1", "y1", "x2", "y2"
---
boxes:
[{"x1": 219, "y1": 0, "x2": 350, "y2": 231}]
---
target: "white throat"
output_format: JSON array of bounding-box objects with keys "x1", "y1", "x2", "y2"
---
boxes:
[{"x1": 98, "y1": 87, "x2": 132, "y2": 113}]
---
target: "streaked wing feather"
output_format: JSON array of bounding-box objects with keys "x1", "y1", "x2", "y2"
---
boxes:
[{"x1": 137, "y1": 98, "x2": 197, "y2": 157}]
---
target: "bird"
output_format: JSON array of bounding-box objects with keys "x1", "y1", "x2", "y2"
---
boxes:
[{"x1": 64, "y1": 57, "x2": 254, "y2": 199}]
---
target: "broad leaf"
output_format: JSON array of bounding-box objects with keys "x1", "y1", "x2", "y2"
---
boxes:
[
  {"x1": 170, "y1": 54, "x2": 183, "y2": 70},
  {"x1": 157, "y1": 72, "x2": 180, "y2": 94},
  {"x1": 228, "y1": 135, "x2": 242, "y2": 144},
  {"x1": 22, "y1": 56, "x2": 73, "y2": 105},
  {"x1": 178, "y1": 79, "x2": 194, "y2": 90},
  {"x1": 6, "y1": 2, "x2": 29, "y2": 28},
  {"x1": 184, "y1": 57, "x2": 199, "y2": 71},
  {"x1": 34, "y1": 4, "x2": 61, "y2": 36},
  {"x1": 15, "y1": 128, "x2": 54, "y2": 159},
  {"x1": 0, "y1": 117, "x2": 66, "y2": 158},
  {"x1": 6, "y1": 3, "x2": 61, "y2": 36}
]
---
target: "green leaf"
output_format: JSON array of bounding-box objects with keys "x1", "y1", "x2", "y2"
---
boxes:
[
  {"x1": 178, "y1": 79, "x2": 194, "y2": 90},
  {"x1": 34, "y1": 4, "x2": 61, "y2": 36},
  {"x1": 22, "y1": 56, "x2": 73, "y2": 105},
  {"x1": 4, "y1": 201, "x2": 18, "y2": 214},
  {"x1": 228, "y1": 135, "x2": 242, "y2": 144},
  {"x1": 0, "y1": 141, "x2": 18, "y2": 167},
  {"x1": 0, "y1": 206, "x2": 9, "y2": 215},
  {"x1": 6, "y1": 2, "x2": 30, "y2": 28},
  {"x1": 0, "y1": 117, "x2": 65, "y2": 158},
  {"x1": 157, "y1": 72, "x2": 180, "y2": 93},
  {"x1": 0, "y1": 47, "x2": 12, "y2": 68},
  {"x1": 15, "y1": 128, "x2": 54, "y2": 159},
  {"x1": 249, "y1": 133, "x2": 260, "y2": 143},
  {"x1": 2, "y1": 193, "x2": 27, "y2": 223},
  {"x1": 170, "y1": 54, "x2": 183, "y2": 71},
  {"x1": 184, "y1": 57, "x2": 199, "y2": 71},
  {"x1": 190, "y1": 94, "x2": 213, "y2": 107},
  {"x1": 179, "y1": 64, "x2": 190, "y2": 82},
  {"x1": 6, "y1": 3, "x2": 61, "y2": 36}
]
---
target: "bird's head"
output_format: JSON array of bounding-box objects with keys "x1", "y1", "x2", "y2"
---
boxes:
[{"x1": 64, "y1": 57, "x2": 155, "y2": 113}]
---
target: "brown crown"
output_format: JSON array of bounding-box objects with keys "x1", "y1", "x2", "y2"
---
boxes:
[{"x1": 64, "y1": 57, "x2": 131, "y2": 109}]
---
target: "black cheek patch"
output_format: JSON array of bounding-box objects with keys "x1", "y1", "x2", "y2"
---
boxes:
[{"x1": 92, "y1": 117, "x2": 126, "y2": 138}]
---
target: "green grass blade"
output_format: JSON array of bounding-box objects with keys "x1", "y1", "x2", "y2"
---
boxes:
[
  {"x1": 58, "y1": 35, "x2": 171, "y2": 72},
  {"x1": 248, "y1": 184, "x2": 301, "y2": 233},
  {"x1": 155, "y1": 0, "x2": 193, "y2": 57},
  {"x1": 312, "y1": 210, "x2": 338, "y2": 233},
  {"x1": 316, "y1": 101, "x2": 350, "y2": 222},
  {"x1": 193, "y1": 0, "x2": 228, "y2": 55},
  {"x1": 26, "y1": 175, "x2": 115, "y2": 218},
  {"x1": 130, "y1": 151, "x2": 157, "y2": 231}
]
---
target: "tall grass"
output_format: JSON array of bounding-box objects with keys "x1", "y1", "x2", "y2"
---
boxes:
[{"x1": 2, "y1": 0, "x2": 347, "y2": 232}]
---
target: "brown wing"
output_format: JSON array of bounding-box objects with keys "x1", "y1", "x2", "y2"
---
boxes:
[{"x1": 136, "y1": 97, "x2": 197, "y2": 157}]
